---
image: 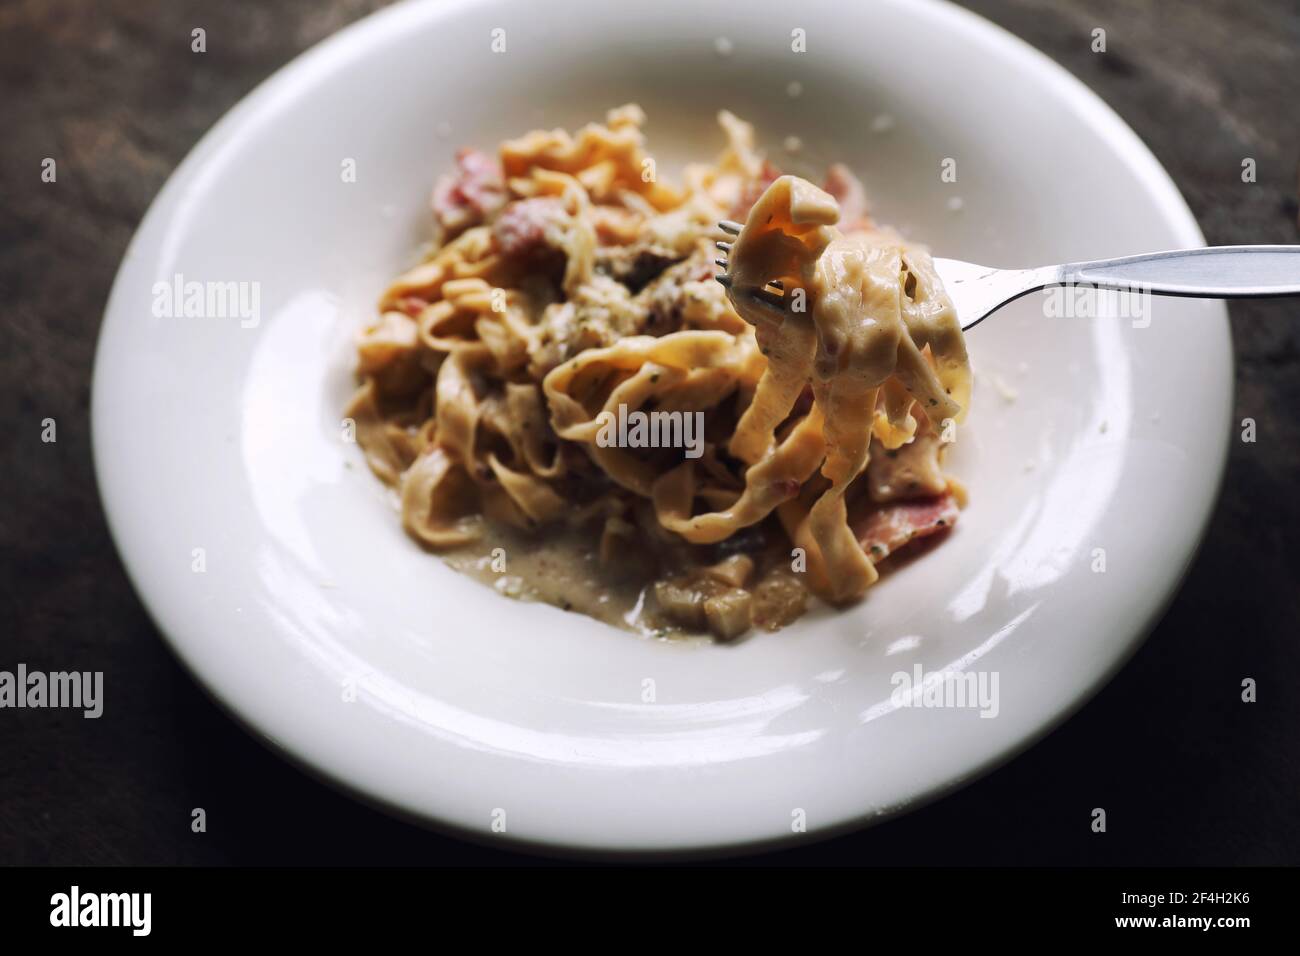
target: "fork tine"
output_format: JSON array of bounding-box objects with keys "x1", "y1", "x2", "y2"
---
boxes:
[
  {"x1": 718, "y1": 220, "x2": 742, "y2": 235},
  {"x1": 716, "y1": 241, "x2": 732, "y2": 252},
  {"x1": 740, "y1": 289, "x2": 788, "y2": 324},
  {"x1": 717, "y1": 280, "x2": 786, "y2": 315},
  {"x1": 715, "y1": 258, "x2": 728, "y2": 268}
]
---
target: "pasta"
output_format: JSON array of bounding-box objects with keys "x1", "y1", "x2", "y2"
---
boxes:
[{"x1": 347, "y1": 107, "x2": 971, "y2": 640}]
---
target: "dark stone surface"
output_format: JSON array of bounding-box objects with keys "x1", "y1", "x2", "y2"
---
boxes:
[{"x1": 1, "y1": 0, "x2": 1297, "y2": 865}]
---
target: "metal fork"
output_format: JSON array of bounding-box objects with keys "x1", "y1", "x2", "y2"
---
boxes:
[{"x1": 715, "y1": 220, "x2": 1300, "y2": 331}]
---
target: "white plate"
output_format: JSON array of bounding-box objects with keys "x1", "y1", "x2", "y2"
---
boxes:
[{"x1": 93, "y1": 0, "x2": 1231, "y2": 854}]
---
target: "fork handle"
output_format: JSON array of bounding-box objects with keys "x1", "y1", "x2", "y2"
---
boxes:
[{"x1": 1061, "y1": 245, "x2": 1300, "y2": 298}]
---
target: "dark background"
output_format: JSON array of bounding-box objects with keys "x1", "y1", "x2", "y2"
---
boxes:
[{"x1": 2, "y1": 0, "x2": 1297, "y2": 865}]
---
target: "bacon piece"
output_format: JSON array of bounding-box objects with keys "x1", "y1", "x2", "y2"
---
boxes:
[
  {"x1": 432, "y1": 148, "x2": 507, "y2": 238},
  {"x1": 492, "y1": 197, "x2": 567, "y2": 259},
  {"x1": 394, "y1": 295, "x2": 429, "y2": 318},
  {"x1": 851, "y1": 492, "x2": 958, "y2": 563},
  {"x1": 728, "y1": 160, "x2": 782, "y2": 220},
  {"x1": 823, "y1": 163, "x2": 872, "y2": 232}
]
